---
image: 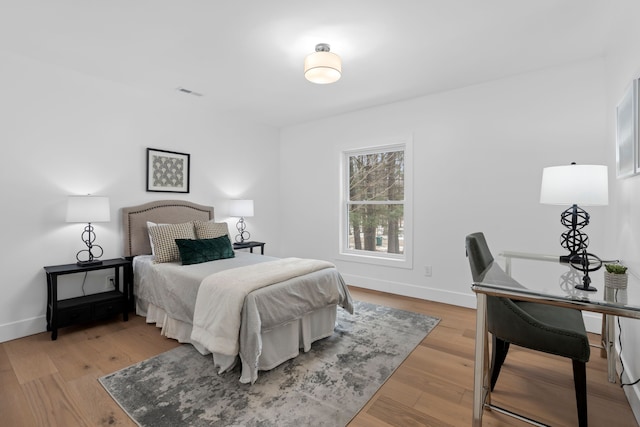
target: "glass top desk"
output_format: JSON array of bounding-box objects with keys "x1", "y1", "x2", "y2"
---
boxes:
[{"x1": 471, "y1": 251, "x2": 640, "y2": 427}]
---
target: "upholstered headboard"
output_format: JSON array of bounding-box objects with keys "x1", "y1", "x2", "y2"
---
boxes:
[{"x1": 122, "y1": 200, "x2": 214, "y2": 257}]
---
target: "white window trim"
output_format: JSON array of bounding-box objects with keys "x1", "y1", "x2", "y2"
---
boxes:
[{"x1": 337, "y1": 136, "x2": 413, "y2": 269}]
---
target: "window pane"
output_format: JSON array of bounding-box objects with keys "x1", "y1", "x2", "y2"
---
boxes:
[
  {"x1": 348, "y1": 204, "x2": 404, "y2": 254},
  {"x1": 349, "y1": 151, "x2": 404, "y2": 201}
]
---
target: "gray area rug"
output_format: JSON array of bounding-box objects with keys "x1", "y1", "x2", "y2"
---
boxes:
[{"x1": 99, "y1": 300, "x2": 439, "y2": 427}]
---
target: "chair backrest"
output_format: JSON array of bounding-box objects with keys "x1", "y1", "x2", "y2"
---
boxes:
[
  {"x1": 465, "y1": 232, "x2": 526, "y2": 338},
  {"x1": 466, "y1": 232, "x2": 494, "y2": 282},
  {"x1": 465, "y1": 232, "x2": 590, "y2": 363}
]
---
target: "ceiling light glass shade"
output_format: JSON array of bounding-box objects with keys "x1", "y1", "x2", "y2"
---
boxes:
[
  {"x1": 540, "y1": 164, "x2": 608, "y2": 206},
  {"x1": 66, "y1": 196, "x2": 111, "y2": 223},
  {"x1": 304, "y1": 44, "x2": 341, "y2": 84},
  {"x1": 229, "y1": 199, "x2": 254, "y2": 217}
]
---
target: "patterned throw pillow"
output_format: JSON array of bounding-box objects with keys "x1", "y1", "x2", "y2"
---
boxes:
[
  {"x1": 175, "y1": 236, "x2": 235, "y2": 265},
  {"x1": 193, "y1": 220, "x2": 230, "y2": 239},
  {"x1": 147, "y1": 222, "x2": 196, "y2": 263},
  {"x1": 146, "y1": 221, "x2": 169, "y2": 256}
]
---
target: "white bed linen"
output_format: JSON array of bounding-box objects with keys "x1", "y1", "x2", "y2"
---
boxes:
[
  {"x1": 192, "y1": 258, "x2": 338, "y2": 356},
  {"x1": 134, "y1": 252, "x2": 275, "y2": 324},
  {"x1": 133, "y1": 252, "x2": 354, "y2": 383}
]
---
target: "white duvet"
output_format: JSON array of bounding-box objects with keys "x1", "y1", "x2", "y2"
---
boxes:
[
  {"x1": 191, "y1": 258, "x2": 337, "y2": 356},
  {"x1": 193, "y1": 257, "x2": 353, "y2": 383},
  {"x1": 133, "y1": 253, "x2": 353, "y2": 383}
]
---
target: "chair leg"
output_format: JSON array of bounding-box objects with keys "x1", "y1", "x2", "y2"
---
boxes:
[
  {"x1": 572, "y1": 359, "x2": 588, "y2": 427},
  {"x1": 490, "y1": 336, "x2": 510, "y2": 391}
]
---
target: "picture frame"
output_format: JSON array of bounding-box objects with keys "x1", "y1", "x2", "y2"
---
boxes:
[
  {"x1": 146, "y1": 148, "x2": 190, "y2": 193},
  {"x1": 636, "y1": 78, "x2": 640, "y2": 175},
  {"x1": 616, "y1": 80, "x2": 637, "y2": 178}
]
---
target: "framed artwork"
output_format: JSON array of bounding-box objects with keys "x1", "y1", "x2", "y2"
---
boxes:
[
  {"x1": 636, "y1": 78, "x2": 640, "y2": 175},
  {"x1": 146, "y1": 148, "x2": 190, "y2": 193},
  {"x1": 616, "y1": 80, "x2": 637, "y2": 178}
]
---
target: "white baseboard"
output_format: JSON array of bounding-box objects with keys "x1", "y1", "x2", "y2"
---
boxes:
[
  {"x1": 619, "y1": 345, "x2": 640, "y2": 425},
  {"x1": 343, "y1": 273, "x2": 603, "y2": 333},
  {"x1": 582, "y1": 312, "x2": 603, "y2": 334},
  {"x1": 342, "y1": 273, "x2": 477, "y2": 309},
  {"x1": 0, "y1": 316, "x2": 46, "y2": 343}
]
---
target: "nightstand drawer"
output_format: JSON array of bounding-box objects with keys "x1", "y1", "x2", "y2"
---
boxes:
[
  {"x1": 57, "y1": 306, "x2": 91, "y2": 327},
  {"x1": 94, "y1": 299, "x2": 124, "y2": 319}
]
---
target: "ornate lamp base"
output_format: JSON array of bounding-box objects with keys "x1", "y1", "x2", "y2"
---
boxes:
[
  {"x1": 235, "y1": 217, "x2": 251, "y2": 243},
  {"x1": 76, "y1": 222, "x2": 104, "y2": 266},
  {"x1": 557, "y1": 206, "x2": 601, "y2": 292}
]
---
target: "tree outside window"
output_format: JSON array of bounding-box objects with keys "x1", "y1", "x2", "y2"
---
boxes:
[{"x1": 346, "y1": 147, "x2": 405, "y2": 255}]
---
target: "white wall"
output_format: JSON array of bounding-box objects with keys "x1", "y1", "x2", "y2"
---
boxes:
[
  {"x1": 282, "y1": 54, "x2": 640, "y2": 420},
  {"x1": 0, "y1": 49, "x2": 281, "y2": 342},
  {"x1": 603, "y1": 1, "x2": 640, "y2": 419},
  {"x1": 280, "y1": 58, "x2": 607, "y2": 309}
]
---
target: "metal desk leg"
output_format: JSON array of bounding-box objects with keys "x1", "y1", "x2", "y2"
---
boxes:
[
  {"x1": 604, "y1": 313, "x2": 617, "y2": 383},
  {"x1": 601, "y1": 286, "x2": 618, "y2": 383},
  {"x1": 473, "y1": 293, "x2": 490, "y2": 426}
]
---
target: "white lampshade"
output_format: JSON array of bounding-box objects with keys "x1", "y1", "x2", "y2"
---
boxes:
[
  {"x1": 229, "y1": 199, "x2": 254, "y2": 218},
  {"x1": 304, "y1": 44, "x2": 341, "y2": 84},
  {"x1": 540, "y1": 164, "x2": 609, "y2": 206},
  {"x1": 66, "y1": 196, "x2": 111, "y2": 223}
]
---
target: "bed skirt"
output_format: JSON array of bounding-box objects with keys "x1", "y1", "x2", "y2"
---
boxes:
[{"x1": 136, "y1": 299, "x2": 337, "y2": 382}]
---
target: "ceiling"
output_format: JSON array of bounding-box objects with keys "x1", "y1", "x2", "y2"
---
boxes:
[{"x1": 0, "y1": 1, "x2": 624, "y2": 127}]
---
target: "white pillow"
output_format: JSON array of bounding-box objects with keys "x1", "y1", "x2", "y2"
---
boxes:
[
  {"x1": 193, "y1": 220, "x2": 230, "y2": 240},
  {"x1": 147, "y1": 221, "x2": 196, "y2": 263},
  {"x1": 146, "y1": 221, "x2": 167, "y2": 256}
]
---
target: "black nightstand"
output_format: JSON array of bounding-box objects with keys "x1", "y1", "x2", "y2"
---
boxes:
[
  {"x1": 43, "y1": 258, "x2": 131, "y2": 340},
  {"x1": 233, "y1": 241, "x2": 266, "y2": 255}
]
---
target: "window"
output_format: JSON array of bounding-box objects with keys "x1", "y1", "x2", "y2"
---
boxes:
[{"x1": 340, "y1": 139, "x2": 412, "y2": 267}]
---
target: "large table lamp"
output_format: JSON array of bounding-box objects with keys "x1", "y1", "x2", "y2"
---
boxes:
[
  {"x1": 229, "y1": 199, "x2": 254, "y2": 244},
  {"x1": 66, "y1": 195, "x2": 111, "y2": 266},
  {"x1": 540, "y1": 163, "x2": 608, "y2": 291}
]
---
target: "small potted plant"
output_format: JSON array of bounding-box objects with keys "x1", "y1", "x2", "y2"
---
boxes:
[{"x1": 604, "y1": 263, "x2": 628, "y2": 289}]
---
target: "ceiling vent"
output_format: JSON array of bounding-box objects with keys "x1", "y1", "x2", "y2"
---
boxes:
[{"x1": 176, "y1": 87, "x2": 203, "y2": 97}]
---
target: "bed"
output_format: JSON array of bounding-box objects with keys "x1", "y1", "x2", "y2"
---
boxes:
[{"x1": 122, "y1": 200, "x2": 353, "y2": 383}]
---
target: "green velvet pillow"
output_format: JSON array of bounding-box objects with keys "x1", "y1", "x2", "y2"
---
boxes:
[{"x1": 175, "y1": 236, "x2": 235, "y2": 265}]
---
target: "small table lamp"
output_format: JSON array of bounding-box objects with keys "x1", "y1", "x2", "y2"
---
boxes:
[
  {"x1": 540, "y1": 163, "x2": 608, "y2": 291},
  {"x1": 66, "y1": 195, "x2": 111, "y2": 266},
  {"x1": 229, "y1": 199, "x2": 254, "y2": 243}
]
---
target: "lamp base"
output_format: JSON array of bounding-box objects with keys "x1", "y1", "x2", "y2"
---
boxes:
[
  {"x1": 560, "y1": 251, "x2": 601, "y2": 292},
  {"x1": 575, "y1": 284, "x2": 598, "y2": 292},
  {"x1": 575, "y1": 264, "x2": 598, "y2": 293},
  {"x1": 76, "y1": 260, "x2": 103, "y2": 267},
  {"x1": 235, "y1": 217, "x2": 250, "y2": 243}
]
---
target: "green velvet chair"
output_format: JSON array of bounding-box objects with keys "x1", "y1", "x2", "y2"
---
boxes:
[{"x1": 465, "y1": 232, "x2": 590, "y2": 427}]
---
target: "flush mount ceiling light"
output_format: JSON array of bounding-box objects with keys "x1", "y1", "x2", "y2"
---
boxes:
[{"x1": 304, "y1": 43, "x2": 341, "y2": 84}]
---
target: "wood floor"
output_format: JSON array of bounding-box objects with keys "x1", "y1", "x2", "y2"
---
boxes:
[{"x1": 0, "y1": 287, "x2": 636, "y2": 426}]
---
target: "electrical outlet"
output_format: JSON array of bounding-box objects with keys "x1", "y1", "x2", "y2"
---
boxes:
[
  {"x1": 105, "y1": 275, "x2": 115, "y2": 289},
  {"x1": 424, "y1": 266, "x2": 432, "y2": 277}
]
